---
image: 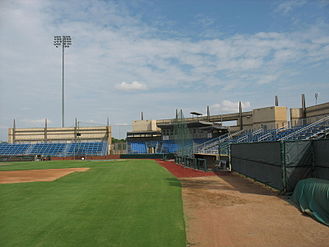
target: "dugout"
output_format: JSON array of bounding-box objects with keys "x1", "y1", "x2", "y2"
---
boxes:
[{"x1": 0, "y1": 155, "x2": 35, "y2": 162}]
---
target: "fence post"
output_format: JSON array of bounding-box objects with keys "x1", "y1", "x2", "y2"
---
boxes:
[
  {"x1": 280, "y1": 141, "x2": 287, "y2": 193},
  {"x1": 193, "y1": 158, "x2": 197, "y2": 169},
  {"x1": 311, "y1": 140, "x2": 315, "y2": 177}
]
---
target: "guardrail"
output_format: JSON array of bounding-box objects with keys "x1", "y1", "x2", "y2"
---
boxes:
[{"x1": 279, "y1": 115, "x2": 329, "y2": 141}]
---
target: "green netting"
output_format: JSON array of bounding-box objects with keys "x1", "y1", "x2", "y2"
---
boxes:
[
  {"x1": 173, "y1": 110, "x2": 193, "y2": 157},
  {"x1": 231, "y1": 142, "x2": 283, "y2": 190},
  {"x1": 219, "y1": 142, "x2": 230, "y2": 155},
  {"x1": 292, "y1": 178, "x2": 329, "y2": 226},
  {"x1": 231, "y1": 139, "x2": 329, "y2": 193},
  {"x1": 313, "y1": 139, "x2": 329, "y2": 180},
  {"x1": 284, "y1": 141, "x2": 314, "y2": 192}
]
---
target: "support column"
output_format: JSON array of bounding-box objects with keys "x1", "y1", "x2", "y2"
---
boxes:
[
  {"x1": 239, "y1": 101, "x2": 243, "y2": 130},
  {"x1": 207, "y1": 105, "x2": 210, "y2": 121},
  {"x1": 44, "y1": 118, "x2": 48, "y2": 143},
  {"x1": 275, "y1": 96, "x2": 279, "y2": 106},
  {"x1": 106, "y1": 117, "x2": 111, "y2": 155},
  {"x1": 74, "y1": 118, "x2": 77, "y2": 142},
  {"x1": 12, "y1": 119, "x2": 16, "y2": 144},
  {"x1": 301, "y1": 94, "x2": 306, "y2": 118}
]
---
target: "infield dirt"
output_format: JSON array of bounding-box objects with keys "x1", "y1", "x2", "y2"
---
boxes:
[{"x1": 0, "y1": 168, "x2": 89, "y2": 184}]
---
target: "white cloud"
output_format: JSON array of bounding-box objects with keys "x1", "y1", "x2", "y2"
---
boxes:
[
  {"x1": 257, "y1": 74, "x2": 278, "y2": 85},
  {"x1": 0, "y1": 0, "x2": 328, "y2": 140},
  {"x1": 276, "y1": 0, "x2": 307, "y2": 14},
  {"x1": 211, "y1": 100, "x2": 251, "y2": 114},
  {"x1": 115, "y1": 81, "x2": 147, "y2": 91}
]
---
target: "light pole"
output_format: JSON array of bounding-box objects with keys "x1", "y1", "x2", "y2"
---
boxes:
[{"x1": 54, "y1": 35, "x2": 72, "y2": 128}]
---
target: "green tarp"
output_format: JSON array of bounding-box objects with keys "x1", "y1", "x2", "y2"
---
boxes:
[{"x1": 292, "y1": 178, "x2": 329, "y2": 226}]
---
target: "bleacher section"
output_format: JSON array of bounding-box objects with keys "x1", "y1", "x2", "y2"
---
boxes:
[
  {"x1": 65, "y1": 142, "x2": 107, "y2": 156},
  {"x1": 127, "y1": 116, "x2": 329, "y2": 155},
  {"x1": 191, "y1": 115, "x2": 329, "y2": 155},
  {"x1": 127, "y1": 139, "x2": 209, "y2": 154},
  {"x1": 0, "y1": 142, "x2": 108, "y2": 157},
  {"x1": 128, "y1": 142, "x2": 147, "y2": 154},
  {"x1": 279, "y1": 116, "x2": 329, "y2": 141},
  {"x1": 7, "y1": 116, "x2": 324, "y2": 157},
  {"x1": 29, "y1": 143, "x2": 66, "y2": 156},
  {"x1": 0, "y1": 143, "x2": 30, "y2": 156}
]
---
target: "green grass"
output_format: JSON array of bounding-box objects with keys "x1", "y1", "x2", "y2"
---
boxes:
[{"x1": 0, "y1": 160, "x2": 186, "y2": 247}]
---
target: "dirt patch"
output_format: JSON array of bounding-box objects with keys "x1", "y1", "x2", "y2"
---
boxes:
[
  {"x1": 0, "y1": 168, "x2": 90, "y2": 184},
  {"x1": 0, "y1": 162, "x2": 13, "y2": 166},
  {"x1": 182, "y1": 174, "x2": 329, "y2": 247},
  {"x1": 156, "y1": 160, "x2": 215, "y2": 178}
]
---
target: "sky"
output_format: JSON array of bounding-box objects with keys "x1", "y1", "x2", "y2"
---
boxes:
[{"x1": 0, "y1": 0, "x2": 329, "y2": 140}]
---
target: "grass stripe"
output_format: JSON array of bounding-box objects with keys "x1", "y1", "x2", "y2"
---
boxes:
[{"x1": 0, "y1": 160, "x2": 186, "y2": 247}]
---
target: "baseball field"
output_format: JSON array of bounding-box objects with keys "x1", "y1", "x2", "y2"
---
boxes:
[
  {"x1": 2, "y1": 159, "x2": 329, "y2": 247},
  {"x1": 0, "y1": 160, "x2": 186, "y2": 247}
]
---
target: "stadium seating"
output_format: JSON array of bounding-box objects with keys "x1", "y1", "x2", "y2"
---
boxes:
[
  {"x1": 193, "y1": 115, "x2": 329, "y2": 155},
  {"x1": 29, "y1": 143, "x2": 66, "y2": 156},
  {"x1": 0, "y1": 141, "x2": 108, "y2": 157},
  {"x1": 0, "y1": 143, "x2": 30, "y2": 155},
  {"x1": 65, "y1": 142, "x2": 107, "y2": 156},
  {"x1": 128, "y1": 142, "x2": 147, "y2": 154},
  {"x1": 159, "y1": 141, "x2": 178, "y2": 153}
]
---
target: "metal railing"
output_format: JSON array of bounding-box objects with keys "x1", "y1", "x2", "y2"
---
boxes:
[{"x1": 279, "y1": 115, "x2": 329, "y2": 141}]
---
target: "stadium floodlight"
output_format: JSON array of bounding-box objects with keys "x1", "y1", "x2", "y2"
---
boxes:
[{"x1": 53, "y1": 35, "x2": 72, "y2": 128}]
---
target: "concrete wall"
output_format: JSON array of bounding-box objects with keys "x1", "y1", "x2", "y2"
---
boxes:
[
  {"x1": 251, "y1": 106, "x2": 287, "y2": 129},
  {"x1": 132, "y1": 120, "x2": 159, "y2": 132},
  {"x1": 290, "y1": 102, "x2": 329, "y2": 126},
  {"x1": 155, "y1": 102, "x2": 329, "y2": 134},
  {"x1": 306, "y1": 102, "x2": 329, "y2": 118},
  {"x1": 111, "y1": 142, "x2": 127, "y2": 155},
  {"x1": 156, "y1": 106, "x2": 289, "y2": 132},
  {"x1": 240, "y1": 115, "x2": 253, "y2": 130},
  {"x1": 290, "y1": 108, "x2": 304, "y2": 125}
]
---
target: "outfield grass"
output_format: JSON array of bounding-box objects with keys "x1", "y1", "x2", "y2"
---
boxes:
[{"x1": 0, "y1": 160, "x2": 186, "y2": 247}]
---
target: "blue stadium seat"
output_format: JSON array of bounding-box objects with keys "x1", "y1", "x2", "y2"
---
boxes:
[{"x1": 0, "y1": 141, "x2": 108, "y2": 157}]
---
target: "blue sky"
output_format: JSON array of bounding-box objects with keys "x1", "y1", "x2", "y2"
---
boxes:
[{"x1": 0, "y1": 0, "x2": 329, "y2": 139}]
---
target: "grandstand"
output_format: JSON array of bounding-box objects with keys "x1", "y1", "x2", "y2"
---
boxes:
[
  {"x1": 126, "y1": 101, "x2": 329, "y2": 159},
  {"x1": 1, "y1": 120, "x2": 111, "y2": 158},
  {"x1": 193, "y1": 114, "x2": 329, "y2": 155},
  {"x1": 1, "y1": 99, "x2": 328, "y2": 159},
  {"x1": 0, "y1": 142, "x2": 108, "y2": 157}
]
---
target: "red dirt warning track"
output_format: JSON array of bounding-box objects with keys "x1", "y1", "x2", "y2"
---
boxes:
[{"x1": 156, "y1": 160, "x2": 214, "y2": 177}]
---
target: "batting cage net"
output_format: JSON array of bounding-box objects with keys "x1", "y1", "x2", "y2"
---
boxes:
[{"x1": 173, "y1": 110, "x2": 193, "y2": 157}]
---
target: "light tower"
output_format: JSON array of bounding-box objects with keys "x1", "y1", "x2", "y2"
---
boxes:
[{"x1": 53, "y1": 35, "x2": 72, "y2": 127}]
